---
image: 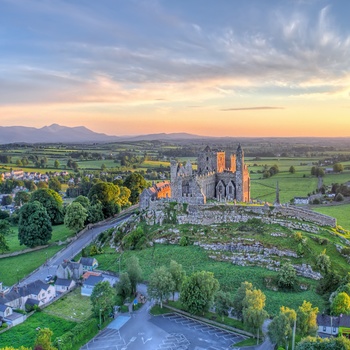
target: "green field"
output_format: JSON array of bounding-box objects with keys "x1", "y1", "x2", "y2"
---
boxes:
[
  {"x1": 44, "y1": 287, "x2": 92, "y2": 322},
  {"x1": 313, "y1": 204, "x2": 350, "y2": 230},
  {"x1": 0, "y1": 245, "x2": 65, "y2": 286},
  {"x1": 0, "y1": 312, "x2": 76, "y2": 348},
  {"x1": 96, "y1": 244, "x2": 325, "y2": 316},
  {"x1": 3, "y1": 224, "x2": 74, "y2": 253}
]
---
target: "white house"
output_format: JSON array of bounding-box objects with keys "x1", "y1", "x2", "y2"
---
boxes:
[{"x1": 55, "y1": 278, "x2": 76, "y2": 293}]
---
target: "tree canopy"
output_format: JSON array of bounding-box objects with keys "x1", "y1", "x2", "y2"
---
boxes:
[
  {"x1": 64, "y1": 202, "x2": 88, "y2": 233},
  {"x1": 90, "y1": 281, "x2": 116, "y2": 322},
  {"x1": 180, "y1": 271, "x2": 219, "y2": 315},
  {"x1": 88, "y1": 182, "x2": 121, "y2": 218},
  {"x1": 297, "y1": 301, "x2": 319, "y2": 337},
  {"x1": 18, "y1": 201, "x2": 52, "y2": 248},
  {"x1": 30, "y1": 189, "x2": 63, "y2": 225},
  {"x1": 123, "y1": 173, "x2": 148, "y2": 204},
  {"x1": 148, "y1": 266, "x2": 175, "y2": 308},
  {"x1": 126, "y1": 255, "x2": 142, "y2": 294}
]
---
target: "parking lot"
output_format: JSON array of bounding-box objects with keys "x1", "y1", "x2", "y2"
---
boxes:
[{"x1": 81, "y1": 305, "x2": 247, "y2": 350}]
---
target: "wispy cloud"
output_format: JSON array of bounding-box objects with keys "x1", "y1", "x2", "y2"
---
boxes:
[{"x1": 221, "y1": 107, "x2": 284, "y2": 111}]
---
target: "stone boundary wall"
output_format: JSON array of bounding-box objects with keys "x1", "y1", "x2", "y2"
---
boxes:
[{"x1": 144, "y1": 201, "x2": 336, "y2": 229}]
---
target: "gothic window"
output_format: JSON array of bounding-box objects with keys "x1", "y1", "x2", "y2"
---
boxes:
[
  {"x1": 229, "y1": 186, "x2": 232, "y2": 194},
  {"x1": 206, "y1": 157, "x2": 209, "y2": 161}
]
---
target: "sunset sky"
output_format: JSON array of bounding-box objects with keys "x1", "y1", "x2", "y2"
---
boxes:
[{"x1": 1, "y1": 0, "x2": 350, "y2": 137}]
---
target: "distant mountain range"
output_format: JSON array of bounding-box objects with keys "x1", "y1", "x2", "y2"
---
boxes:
[{"x1": 0, "y1": 124, "x2": 205, "y2": 144}]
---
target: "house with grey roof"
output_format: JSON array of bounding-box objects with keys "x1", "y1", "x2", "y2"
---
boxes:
[
  {"x1": 79, "y1": 257, "x2": 98, "y2": 271},
  {"x1": 81, "y1": 275, "x2": 103, "y2": 296},
  {"x1": 55, "y1": 278, "x2": 76, "y2": 293},
  {"x1": 56, "y1": 261, "x2": 83, "y2": 280},
  {"x1": 317, "y1": 314, "x2": 350, "y2": 338},
  {"x1": 0, "y1": 280, "x2": 56, "y2": 311}
]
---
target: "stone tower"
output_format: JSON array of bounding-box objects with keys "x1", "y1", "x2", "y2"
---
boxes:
[{"x1": 235, "y1": 144, "x2": 244, "y2": 202}]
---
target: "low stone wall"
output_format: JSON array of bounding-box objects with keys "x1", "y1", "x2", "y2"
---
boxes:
[{"x1": 143, "y1": 201, "x2": 336, "y2": 230}]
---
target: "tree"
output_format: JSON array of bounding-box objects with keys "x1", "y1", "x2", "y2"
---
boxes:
[
  {"x1": 148, "y1": 266, "x2": 175, "y2": 308},
  {"x1": 169, "y1": 260, "x2": 186, "y2": 301},
  {"x1": 333, "y1": 163, "x2": 344, "y2": 173},
  {"x1": 297, "y1": 301, "x2": 319, "y2": 337},
  {"x1": 64, "y1": 202, "x2": 88, "y2": 233},
  {"x1": 180, "y1": 271, "x2": 219, "y2": 315},
  {"x1": 18, "y1": 201, "x2": 52, "y2": 248},
  {"x1": 14, "y1": 191, "x2": 30, "y2": 207},
  {"x1": 126, "y1": 255, "x2": 142, "y2": 294},
  {"x1": 33, "y1": 328, "x2": 57, "y2": 350},
  {"x1": 37, "y1": 181, "x2": 49, "y2": 189},
  {"x1": 233, "y1": 281, "x2": 253, "y2": 319},
  {"x1": 1, "y1": 195, "x2": 12, "y2": 206},
  {"x1": 331, "y1": 292, "x2": 350, "y2": 316},
  {"x1": 123, "y1": 173, "x2": 147, "y2": 204},
  {"x1": 289, "y1": 166, "x2": 296, "y2": 174},
  {"x1": 48, "y1": 178, "x2": 62, "y2": 193},
  {"x1": 73, "y1": 195, "x2": 90, "y2": 209},
  {"x1": 116, "y1": 186, "x2": 131, "y2": 208},
  {"x1": 0, "y1": 233, "x2": 9, "y2": 253},
  {"x1": 243, "y1": 307, "x2": 268, "y2": 344},
  {"x1": 54, "y1": 159, "x2": 60, "y2": 168},
  {"x1": 30, "y1": 189, "x2": 64, "y2": 225},
  {"x1": 240, "y1": 287, "x2": 268, "y2": 343},
  {"x1": 0, "y1": 219, "x2": 13, "y2": 236},
  {"x1": 88, "y1": 182, "x2": 121, "y2": 218},
  {"x1": 268, "y1": 313, "x2": 292, "y2": 349},
  {"x1": 88, "y1": 202, "x2": 104, "y2": 224},
  {"x1": 115, "y1": 272, "x2": 132, "y2": 300},
  {"x1": 90, "y1": 281, "x2": 116, "y2": 323},
  {"x1": 278, "y1": 262, "x2": 297, "y2": 290},
  {"x1": 268, "y1": 307, "x2": 296, "y2": 349},
  {"x1": 215, "y1": 290, "x2": 232, "y2": 321},
  {"x1": 296, "y1": 336, "x2": 350, "y2": 350},
  {"x1": 316, "y1": 249, "x2": 331, "y2": 274}
]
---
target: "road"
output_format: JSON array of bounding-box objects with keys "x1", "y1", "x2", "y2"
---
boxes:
[{"x1": 19, "y1": 212, "x2": 133, "y2": 286}]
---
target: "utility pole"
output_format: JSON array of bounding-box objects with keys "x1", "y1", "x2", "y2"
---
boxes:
[{"x1": 292, "y1": 317, "x2": 296, "y2": 350}]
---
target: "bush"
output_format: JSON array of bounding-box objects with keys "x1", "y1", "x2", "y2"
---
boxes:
[{"x1": 335, "y1": 193, "x2": 344, "y2": 202}]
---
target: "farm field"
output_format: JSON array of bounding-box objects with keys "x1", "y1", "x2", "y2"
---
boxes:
[
  {"x1": 0, "y1": 312, "x2": 76, "y2": 349},
  {"x1": 313, "y1": 204, "x2": 350, "y2": 230}
]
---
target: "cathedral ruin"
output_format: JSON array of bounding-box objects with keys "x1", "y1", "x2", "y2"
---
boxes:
[{"x1": 140, "y1": 145, "x2": 250, "y2": 209}]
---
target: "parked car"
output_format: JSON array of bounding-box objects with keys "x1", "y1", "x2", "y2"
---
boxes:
[{"x1": 45, "y1": 275, "x2": 53, "y2": 283}]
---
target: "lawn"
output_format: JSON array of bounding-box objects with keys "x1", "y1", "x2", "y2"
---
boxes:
[
  {"x1": 43, "y1": 287, "x2": 93, "y2": 322},
  {"x1": 3, "y1": 224, "x2": 74, "y2": 253},
  {"x1": 313, "y1": 204, "x2": 350, "y2": 230},
  {"x1": 0, "y1": 245, "x2": 65, "y2": 286},
  {"x1": 96, "y1": 244, "x2": 325, "y2": 316},
  {"x1": 0, "y1": 312, "x2": 76, "y2": 349},
  {"x1": 250, "y1": 173, "x2": 318, "y2": 203}
]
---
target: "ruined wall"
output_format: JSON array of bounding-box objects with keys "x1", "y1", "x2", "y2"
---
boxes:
[
  {"x1": 143, "y1": 202, "x2": 336, "y2": 229},
  {"x1": 195, "y1": 173, "x2": 216, "y2": 198}
]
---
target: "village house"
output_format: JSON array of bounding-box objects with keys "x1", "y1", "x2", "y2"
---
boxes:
[
  {"x1": 79, "y1": 257, "x2": 98, "y2": 271},
  {"x1": 317, "y1": 314, "x2": 350, "y2": 338},
  {"x1": 55, "y1": 278, "x2": 76, "y2": 293},
  {"x1": 0, "y1": 280, "x2": 56, "y2": 311},
  {"x1": 56, "y1": 261, "x2": 83, "y2": 280}
]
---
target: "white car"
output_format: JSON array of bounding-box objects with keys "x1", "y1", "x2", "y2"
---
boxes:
[{"x1": 45, "y1": 275, "x2": 53, "y2": 283}]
